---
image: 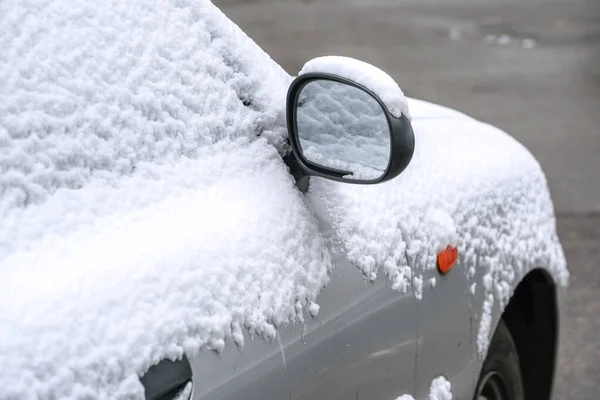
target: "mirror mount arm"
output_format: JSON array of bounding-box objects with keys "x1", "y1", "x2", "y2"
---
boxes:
[{"x1": 283, "y1": 153, "x2": 311, "y2": 193}]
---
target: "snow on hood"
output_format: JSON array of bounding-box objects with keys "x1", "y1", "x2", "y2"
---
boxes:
[
  {"x1": 310, "y1": 115, "x2": 568, "y2": 354},
  {"x1": 297, "y1": 60, "x2": 568, "y2": 315},
  {"x1": 407, "y1": 98, "x2": 473, "y2": 121}
]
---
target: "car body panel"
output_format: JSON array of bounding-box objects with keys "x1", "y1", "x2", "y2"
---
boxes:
[
  {"x1": 411, "y1": 257, "x2": 473, "y2": 399},
  {"x1": 191, "y1": 193, "x2": 419, "y2": 399},
  {"x1": 188, "y1": 102, "x2": 567, "y2": 400}
]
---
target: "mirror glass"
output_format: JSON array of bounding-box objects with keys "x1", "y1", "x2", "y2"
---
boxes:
[{"x1": 295, "y1": 79, "x2": 391, "y2": 181}]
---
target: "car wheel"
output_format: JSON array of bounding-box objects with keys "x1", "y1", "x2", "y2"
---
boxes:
[{"x1": 474, "y1": 319, "x2": 525, "y2": 400}]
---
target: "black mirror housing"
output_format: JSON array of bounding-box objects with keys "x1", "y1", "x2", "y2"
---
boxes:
[{"x1": 286, "y1": 73, "x2": 415, "y2": 185}]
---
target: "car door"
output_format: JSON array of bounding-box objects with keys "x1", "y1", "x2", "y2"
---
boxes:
[
  {"x1": 409, "y1": 250, "x2": 473, "y2": 399},
  {"x1": 189, "y1": 192, "x2": 419, "y2": 400}
]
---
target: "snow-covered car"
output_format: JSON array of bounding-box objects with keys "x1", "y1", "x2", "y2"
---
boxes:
[{"x1": 0, "y1": 1, "x2": 568, "y2": 400}]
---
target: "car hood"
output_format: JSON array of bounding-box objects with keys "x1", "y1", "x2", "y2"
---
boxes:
[
  {"x1": 0, "y1": 0, "x2": 568, "y2": 399},
  {"x1": 407, "y1": 98, "x2": 474, "y2": 121}
]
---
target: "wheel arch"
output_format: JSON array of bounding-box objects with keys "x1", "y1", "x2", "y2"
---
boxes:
[{"x1": 501, "y1": 268, "x2": 559, "y2": 400}]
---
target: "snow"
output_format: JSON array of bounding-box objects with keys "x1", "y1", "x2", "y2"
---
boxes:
[
  {"x1": 429, "y1": 277, "x2": 437, "y2": 288},
  {"x1": 0, "y1": 0, "x2": 291, "y2": 216},
  {"x1": 497, "y1": 35, "x2": 512, "y2": 45},
  {"x1": 521, "y1": 38, "x2": 536, "y2": 49},
  {"x1": 470, "y1": 282, "x2": 477, "y2": 295},
  {"x1": 309, "y1": 107, "x2": 569, "y2": 356},
  {"x1": 299, "y1": 56, "x2": 411, "y2": 120},
  {"x1": 477, "y1": 294, "x2": 495, "y2": 355},
  {"x1": 308, "y1": 301, "x2": 321, "y2": 318},
  {"x1": 408, "y1": 98, "x2": 472, "y2": 121},
  {"x1": 1, "y1": 139, "x2": 332, "y2": 399},
  {"x1": 413, "y1": 275, "x2": 424, "y2": 301},
  {"x1": 484, "y1": 35, "x2": 535, "y2": 50},
  {"x1": 424, "y1": 209, "x2": 458, "y2": 254},
  {"x1": 429, "y1": 376, "x2": 452, "y2": 400},
  {"x1": 0, "y1": 0, "x2": 569, "y2": 396},
  {"x1": 396, "y1": 395, "x2": 415, "y2": 400}
]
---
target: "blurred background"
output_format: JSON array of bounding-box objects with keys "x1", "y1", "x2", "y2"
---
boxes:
[{"x1": 214, "y1": 0, "x2": 599, "y2": 398}]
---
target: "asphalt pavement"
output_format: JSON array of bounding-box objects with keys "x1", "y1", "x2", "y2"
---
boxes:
[{"x1": 215, "y1": 0, "x2": 600, "y2": 397}]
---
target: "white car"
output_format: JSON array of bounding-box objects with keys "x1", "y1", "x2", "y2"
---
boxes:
[{"x1": 0, "y1": 1, "x2": 568, "y2": 400}]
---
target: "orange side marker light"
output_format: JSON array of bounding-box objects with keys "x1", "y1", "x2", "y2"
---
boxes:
[{"x1": 437, "y1": 245, "x2": 458, "y2": 274}]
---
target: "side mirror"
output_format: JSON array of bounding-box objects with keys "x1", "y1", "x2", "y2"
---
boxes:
[{"x1": 286, "y1": 63, "x2": 414, "y2": 184}]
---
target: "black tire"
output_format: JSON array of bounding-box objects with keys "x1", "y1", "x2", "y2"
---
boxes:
[{"x1": 474, "y1": 319, "x2": 525, "y2": 400}]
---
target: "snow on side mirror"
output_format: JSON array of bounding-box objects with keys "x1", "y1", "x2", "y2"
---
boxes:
[{"x1": 286, "y1": 56, "x2": 415, "y2": 184}]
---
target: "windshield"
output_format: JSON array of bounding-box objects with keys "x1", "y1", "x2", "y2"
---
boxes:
[{"x1": 0, "y1": 0, "x2": 291, "y2": 215}]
